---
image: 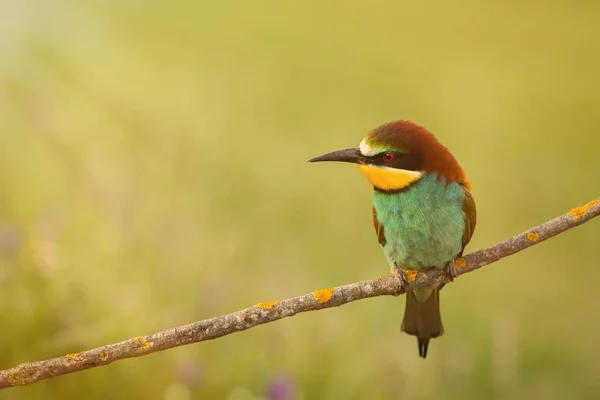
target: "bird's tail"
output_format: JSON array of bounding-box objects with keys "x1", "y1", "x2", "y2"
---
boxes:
[{"x1": 401, "y1": 287, "x2": 444, "y2": 358}]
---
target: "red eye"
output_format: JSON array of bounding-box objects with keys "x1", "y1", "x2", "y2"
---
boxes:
[{"x1": 383, "y1": 152, "x2": 395, "y2": 163}]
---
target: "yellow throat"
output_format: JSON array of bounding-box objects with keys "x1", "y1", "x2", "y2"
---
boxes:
[{"x1": 357, "y1": 164, "x2": 423, "y2": 191}]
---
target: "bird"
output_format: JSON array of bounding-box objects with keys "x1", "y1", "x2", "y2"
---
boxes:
[{"x1": 308, "y1": 120, "x2": 476, "y2": 358}]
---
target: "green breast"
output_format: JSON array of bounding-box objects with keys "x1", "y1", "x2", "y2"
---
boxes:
[{"x1": 373, "y1": 173, "x2": 467, "y2": 270}]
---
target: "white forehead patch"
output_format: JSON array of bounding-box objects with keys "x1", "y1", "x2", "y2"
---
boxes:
[{"x1": 359, "y1": 139, "x2": 375, "y2": 156}]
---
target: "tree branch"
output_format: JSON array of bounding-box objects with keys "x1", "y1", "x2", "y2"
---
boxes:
[{"x1": 1, "y1": 198, "x2": 598, "y2": 389}]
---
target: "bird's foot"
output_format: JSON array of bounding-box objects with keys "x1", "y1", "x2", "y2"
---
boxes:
[
  {"x1": 391, "y1": 265, "x2": 407, "y2": 287},
  {"x1": 391, "y1": 265, "x2": 418, "y2": 293},
  {"x1": 445, "y1": 259, "x2": 458, "y2": 282}
]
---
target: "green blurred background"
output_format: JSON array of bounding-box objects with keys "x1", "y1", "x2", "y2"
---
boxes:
[{"x1": 1, "y1": 0, "x2": 599, "y2": 399}]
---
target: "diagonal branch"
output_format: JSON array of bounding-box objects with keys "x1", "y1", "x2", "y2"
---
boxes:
[{"x1": 1, "y1": 198, "x2": 598, "y2": 389}]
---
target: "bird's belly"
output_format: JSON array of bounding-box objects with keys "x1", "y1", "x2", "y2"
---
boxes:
[
  {"x1": 373, "y1": 175, "x2": 466, "y2": 270},
  {"x1": 382, "y1": 218, "x2": 463, "y2": 270}
]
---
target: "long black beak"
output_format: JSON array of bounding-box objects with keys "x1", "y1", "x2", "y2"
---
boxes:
[{"x1": 308, "y1": 148, "x2": 367, "y2": 164}]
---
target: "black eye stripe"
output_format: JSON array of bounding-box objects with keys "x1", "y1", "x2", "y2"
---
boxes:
[{"x1": 369, "y1": 152, "x2": 423, "y2": 171}]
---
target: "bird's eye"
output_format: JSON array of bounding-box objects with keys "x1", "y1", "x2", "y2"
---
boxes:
[{"x1": 383, "y1": 152, "x2": 395, "y2": 163}]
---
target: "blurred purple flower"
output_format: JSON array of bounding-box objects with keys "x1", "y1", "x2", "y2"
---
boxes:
[
  {"x1": 0, "y1": 224, "x2": 22, "y2": 258},
  {"x1": 176, "y1": 359, "x2": 204, "y2": 389},
  {"x1": 267, "y1": 372, "x2": 296, "y2": 400}
]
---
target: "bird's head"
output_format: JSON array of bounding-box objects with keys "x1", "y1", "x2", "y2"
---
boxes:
[{"x1": 309, "y1": 120, "x2": 470, "y2": 192}]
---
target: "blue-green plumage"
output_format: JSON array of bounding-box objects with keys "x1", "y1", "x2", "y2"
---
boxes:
[{"x1": 373, "y1": 173, "x2": 467, "y2": 270}]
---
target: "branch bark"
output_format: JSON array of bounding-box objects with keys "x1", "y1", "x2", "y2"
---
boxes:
[{"x1": 1, "y1": 198, "x2": 598, "y2": 389}]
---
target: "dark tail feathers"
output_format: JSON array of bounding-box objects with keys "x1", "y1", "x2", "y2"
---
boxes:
[{"x1": 401, "y1": 287, "x2": 444, "y2": 358}]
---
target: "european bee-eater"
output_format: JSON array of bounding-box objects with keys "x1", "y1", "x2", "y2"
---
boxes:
[{"x1": 309, "y1": 120, "x2": 476, "y2": 358}]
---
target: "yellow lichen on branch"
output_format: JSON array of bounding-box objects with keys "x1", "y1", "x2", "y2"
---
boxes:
[
  {"x1": 256, "y1": 301, "x2": 279, "y2": 309},
  {"x1": 527, "y1": 231, "x2": 539, "y2": 242},
  {"x1": 312, "y1": 288, "x2": 334, "y2": 303},
  {"x1": 135, "y1": 337, "x2": 150, "y2": 351},
  {"x1": 8, "y1": 369, "x2": 30, "y2": 387},
  {"x1": 454, "y1": 257, "x2": 466, "y2": 271},
  {"x1": 403, "y1": 269, "x2": 418, "y2": 283},
  {"x1": 569, "y1": 199, "x2": 599, "y2": 220},
  {"x1": 65, "y1": 353, "x2": 82, "y2": 361}
]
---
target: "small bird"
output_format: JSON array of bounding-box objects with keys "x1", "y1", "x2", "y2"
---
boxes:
[{"x1": 309, "y1": 120, "x2": 476, "y2": 358}]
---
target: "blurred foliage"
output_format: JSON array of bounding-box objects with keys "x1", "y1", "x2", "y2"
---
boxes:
[{"x1": 1, "y1": 0, "x2": 600, "y2": 399}]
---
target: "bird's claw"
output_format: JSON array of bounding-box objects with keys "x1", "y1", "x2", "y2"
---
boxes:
[
  {"x1": 445, "y1": 259, "x2": 458, "y2": 282},
  {"x1": 391, "y1": 265, "x2": 408, "y2": 288},
  {"x1": 391, "y1": 265, "x2": 419, "y2": 293}
]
